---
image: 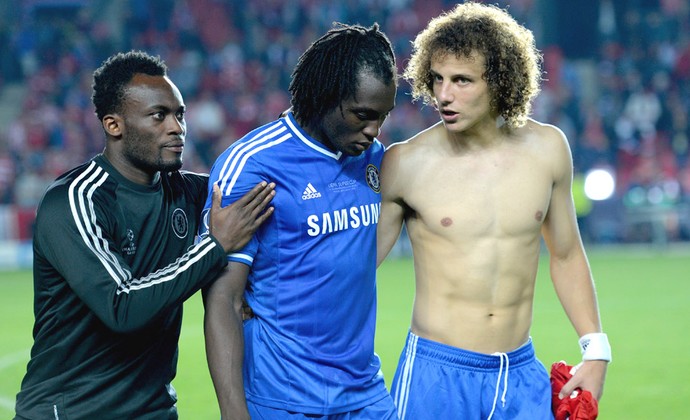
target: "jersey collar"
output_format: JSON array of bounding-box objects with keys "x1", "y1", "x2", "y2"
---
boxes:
[{"x1": 284, "y1": 112, "x2": 342, "y2": 160}]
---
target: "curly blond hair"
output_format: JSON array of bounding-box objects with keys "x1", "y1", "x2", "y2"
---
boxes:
[{"x1": 404, "y1": 2, "x2": 542, "y2": 128}]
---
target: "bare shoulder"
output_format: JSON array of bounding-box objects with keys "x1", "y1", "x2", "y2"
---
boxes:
[
  {"x1": 515, "y1": 119, "x2": 571, "y2": 160},
  {"x1": 385, "y1": 121, "x2": 445, "y2": 160},
  {"x1": 520, "y1": 119, "x2": 573, "y2": 181},
  {"x1": 381, "y1": 123, "x2": 443, "y2": 194},
  {"x1": 522, "y1": 119, "x2": 569, "y2": 147}
]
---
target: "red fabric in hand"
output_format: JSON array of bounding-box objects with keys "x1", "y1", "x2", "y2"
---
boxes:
[{"x1": 550, "y1": 361, "x2": 599, "y2": 420}]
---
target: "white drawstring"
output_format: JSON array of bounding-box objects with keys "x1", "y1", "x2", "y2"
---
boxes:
[{"x1": 487, "y1": 352, "x2": 510, "y2": 420}]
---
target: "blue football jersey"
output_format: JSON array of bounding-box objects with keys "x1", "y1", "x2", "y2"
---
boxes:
[{"x1": 201, "y1": 112, "x2": 389, "y2": 414}]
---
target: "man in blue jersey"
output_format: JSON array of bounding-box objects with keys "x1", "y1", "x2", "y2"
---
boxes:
[
  {"x1": 14, "y1": 51, "x2": 275, "y2": 419},
  {"x1": 200, "y1": 23, "x2": 398, "y2": 419}
]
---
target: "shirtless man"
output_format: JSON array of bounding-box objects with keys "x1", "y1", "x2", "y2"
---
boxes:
[{"x1": 377, "y1": 3, "x2": 610, "y2": 419}]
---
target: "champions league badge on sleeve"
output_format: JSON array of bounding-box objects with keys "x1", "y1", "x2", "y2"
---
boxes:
[
  {"x1": 172, "y1": 208, "x2": 189, "y2": 239},
  {"x1": 122, "y1": 229, "x2": 137, "y2": 255},
  {"x1": 365, "y1": 164, "x2": 380, "y2": 193}
]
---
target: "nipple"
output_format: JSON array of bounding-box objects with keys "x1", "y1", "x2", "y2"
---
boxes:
[{"x1": 534, "y1": 211, "x2": 543, "y2": 222}]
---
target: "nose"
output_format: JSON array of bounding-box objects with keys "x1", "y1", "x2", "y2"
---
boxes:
[
  {"x1": 168, "y1": 115, "x2": 186, "y2": 135},
  {"x1": 436, "y1": 81, "x2": 454, "y2": 105},
  {"x1": 362, "y1": 120, "x2": 382, "y2": 140}
]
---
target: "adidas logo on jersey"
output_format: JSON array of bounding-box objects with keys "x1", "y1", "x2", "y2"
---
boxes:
[{"x1": 302, "y1": 183, "x2": 322, "y2": 200}]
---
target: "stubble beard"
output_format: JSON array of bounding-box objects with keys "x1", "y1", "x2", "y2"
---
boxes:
[{"x1": 124, "y1": 134, "x2": 183, "y2": 175}]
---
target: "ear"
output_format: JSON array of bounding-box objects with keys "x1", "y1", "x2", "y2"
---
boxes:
[{"x1": 102, "y1": 114, "x2": 123, "y2": 138}]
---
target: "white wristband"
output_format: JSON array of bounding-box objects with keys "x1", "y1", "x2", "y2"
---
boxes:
[{"x1": 579, "y1": 333, "x2": 612, "y2": 362}]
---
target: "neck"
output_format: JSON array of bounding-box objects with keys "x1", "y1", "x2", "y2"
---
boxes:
[
  {"x1": 444, "y1": 116, "x2": 508, "y2": 150},
  {"x1": 299, "y1": 119, "x2": 336, "y2": 153},
  {"x1": 103, "y1": 149, "x2": 157, "y2": 186}
]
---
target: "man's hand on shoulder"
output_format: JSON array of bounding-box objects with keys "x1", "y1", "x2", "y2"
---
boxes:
[{"x1": 209, "y1": 182, "x2": 275, "y2": 253}]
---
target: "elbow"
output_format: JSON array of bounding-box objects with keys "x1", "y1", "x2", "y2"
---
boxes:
[
  {"x1": 99, "y1": 303, "x2": 163, "y2": 333},
  {"x1": 205, "y1": 293, "x2": 244, "y2": 327},
  {"x1": 103, "y1": 316, "x2": 155, "y2": 334}
]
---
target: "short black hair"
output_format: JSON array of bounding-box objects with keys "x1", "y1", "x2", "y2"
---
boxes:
[
  {"x1": 92, "y1": 50, "x2": 167, "y2": 121},
  {"x1": 289, "y1": 23, "x2": 397, "y2": 129}
]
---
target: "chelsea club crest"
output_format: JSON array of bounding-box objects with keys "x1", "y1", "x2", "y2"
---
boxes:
[
  {"x1": 172, "y1": 208, "x2": 189, "y2": 239},
  {"x1": 366, "y1": 164, "x2": 380, "y2": 193}
]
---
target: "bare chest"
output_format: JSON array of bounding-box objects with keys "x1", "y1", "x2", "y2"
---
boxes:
[{"x1": 404, "y1": 152, "x2": 554, "y2": 237}]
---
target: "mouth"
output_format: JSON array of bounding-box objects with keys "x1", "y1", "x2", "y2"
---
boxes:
[
  {"x1": 355, "y1": 141, "x2": 373, "y2": 152},
  {"x1": 440, "y1": 109, "x2": 459, "y2": 122},
  {"x1": 343, "y1": 141, "x2": 371, "y2": 156},
  {"x1": 164, "y1": 142, "x2": 185, "y2": 153}
]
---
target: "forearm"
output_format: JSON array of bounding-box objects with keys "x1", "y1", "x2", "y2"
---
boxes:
[
  {"x1": 550, "y1": 249, "x2": 610, "y2": 400},
  {"x1": 96, "y1": 236, "x2": 227, "y2": 332},
  {"x1": 49, "y1": 226, "x2": 226, "y2": 333},
  {"x1": 203, "y1": 264, "x2": 251, "y2": 419},
  {"x1": 550, "y1": 251, "x2": 602, "y2": 336},
  {"x1": 376, "y1": 202, "x2": 404, "y2": 267},
  {"x1": 205, "y1": 308, "x2": 249, "y2": 418}
]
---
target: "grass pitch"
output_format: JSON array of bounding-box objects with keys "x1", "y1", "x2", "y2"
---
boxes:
[{"x1": 1, "y1": 246, "x2": 688, "y2": 418}]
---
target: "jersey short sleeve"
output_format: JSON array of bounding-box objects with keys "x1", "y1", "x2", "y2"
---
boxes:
[{"x1": 201, "y1": 122, "x2": 284, "y2": 265}]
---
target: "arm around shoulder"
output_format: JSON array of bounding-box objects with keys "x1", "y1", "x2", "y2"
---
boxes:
[{"x1": 35, "y1": 182, "x2": 227, "y2": 333}]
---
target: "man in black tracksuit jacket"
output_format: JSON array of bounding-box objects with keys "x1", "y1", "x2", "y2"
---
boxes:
[{"x1": 14, "y1": 51, "x2": 274, "y2": 419}]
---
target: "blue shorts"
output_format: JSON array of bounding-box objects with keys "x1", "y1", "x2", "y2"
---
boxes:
[
  {"x1": 391, "y1": 331, "x2": 553, "y2": 420},
  {"x1": 247, "y1": 394, "x2": 398, "y2": 419}
]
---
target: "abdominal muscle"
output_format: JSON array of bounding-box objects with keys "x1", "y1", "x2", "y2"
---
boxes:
[{"x1": 406, "y1": 222, "x2": 543, "y2": 354}]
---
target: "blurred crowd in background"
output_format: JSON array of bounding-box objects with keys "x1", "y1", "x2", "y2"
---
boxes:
[{"x1": 0, "y1": 0, "x2": 688, "y2": 244}]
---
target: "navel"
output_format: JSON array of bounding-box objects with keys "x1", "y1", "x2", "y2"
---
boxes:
[
  {"x1": 534, "y1": 210, "x2": 544, "y2": 222},
  {"x1": 441, "y1": 217, "x2": 453, "y2": 227}
]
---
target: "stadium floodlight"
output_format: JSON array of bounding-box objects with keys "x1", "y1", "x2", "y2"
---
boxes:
[{"x1": 584, "y1": 168, "x2": 615, "y2": 201}]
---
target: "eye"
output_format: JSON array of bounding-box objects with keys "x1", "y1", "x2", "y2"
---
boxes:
[
  {"x1": 176, "y1": 110, "x2": 186, "y2": 121},
  {"x1": 152, "y1": 111, "x2": 165, "y2": 121},
  {"x1": 355, "y1": 112, "x2": 370, "y2": 121}
]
